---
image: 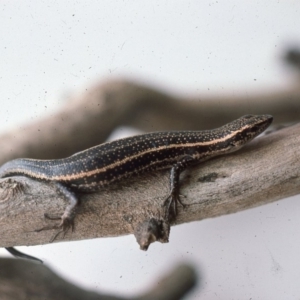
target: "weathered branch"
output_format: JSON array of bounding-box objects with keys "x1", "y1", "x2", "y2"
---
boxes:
[
  {"x1": 0, "y1": 78, "x2": 299, "y2": 164},
  {"x1": 285, "y1": 48, "x2": 300, "y2": 71},
  {"x1": 0, "y1": 259, "x2": 197, "y2": 300},
  {"x1": 0, "y1": 124, "x2": 298, "y2": 250}
]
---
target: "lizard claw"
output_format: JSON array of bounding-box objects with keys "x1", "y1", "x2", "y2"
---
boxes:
[
  {"x1": 163, "y1": 191, "x2": 187, "y2": 220},
  {"x1": 35, "y1": 213, "x2": 75, "y2": 242}
]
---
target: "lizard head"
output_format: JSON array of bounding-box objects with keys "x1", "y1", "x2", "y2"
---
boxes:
[{"x1": 222, "y1": 114, "x2": 273, "y2": 150}]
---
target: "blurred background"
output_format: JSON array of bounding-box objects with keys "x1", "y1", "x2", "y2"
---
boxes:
[{"x1": 1, "y1": 1, "x2": 300, "y2": 299}]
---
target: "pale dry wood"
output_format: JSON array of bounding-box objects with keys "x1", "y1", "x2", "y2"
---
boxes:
[
  {"x1": 0, "y1": 124, "x2": 298, "y2": 249},
  {"x1": 0, "y1": 258, "x2": 196, "y2": 300},
  {"x1": 0, "y1": 78, "x2": 300, "y2": 164}
]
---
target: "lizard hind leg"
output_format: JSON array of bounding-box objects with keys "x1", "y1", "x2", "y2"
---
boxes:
[
  {"x1": 5, "y1": 183, "x2": 78, "y2": 262},
  {"x1": 35, "y1": 182, "x2": 79, "y2": 242}
]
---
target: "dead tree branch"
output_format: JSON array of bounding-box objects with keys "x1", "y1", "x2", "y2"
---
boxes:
[
  {"x1": 0, "y1": 124, "x2": 298, "y2": 250},
  {"x1": 0, "y1": 259, "x2": 197, "y2": 300}
]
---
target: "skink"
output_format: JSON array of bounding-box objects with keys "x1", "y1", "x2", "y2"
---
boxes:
[{"x1": 0, "y1": 114, "x2": 273, "y2": 262}]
